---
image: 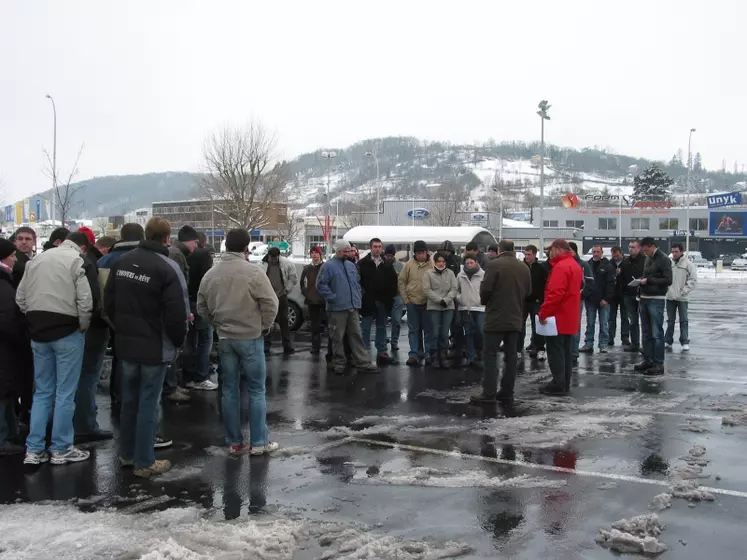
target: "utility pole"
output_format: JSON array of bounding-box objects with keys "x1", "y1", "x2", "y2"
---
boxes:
[
  {"x1": 537, "y1": 100, "x2": 551, "y2": 250},
  {"x1": 321, "y1": 151, "x2": 337, "y2": 254},
  {"x1": 686, "y1": 128, "x2": 696, "y2": 255},
  {"x1": 366, "y1": 151, "x2": 380, "y2": 225},
  {"x1": 45, "y1": 94, "x2": 57, "y2": 224}
]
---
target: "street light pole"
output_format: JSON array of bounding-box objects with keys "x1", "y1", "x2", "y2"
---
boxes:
[
  {"x1": 321, "y1": 151, "x2": 337, "y2": 254},
  {"x1": 45, "y1": 94, "x2": 57, "y2": 224},
  {"x1": 537, "y1": 100, "x2": 551, "y2": 250},
  {"x1": 686, "y1": 128, "x2": 696, "y2": 255},
  {"x1": 366, "y1": 151, "x2": 380, "y2": 225}
]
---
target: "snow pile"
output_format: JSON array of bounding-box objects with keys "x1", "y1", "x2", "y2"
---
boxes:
[
  {"x1": 595, "y1": 513, "x2": 667, "y2": 555},
  {"x1": 722, "y1": 409, "x2": 747, "y2": 426},
  {"x1": 325, "y1": 414, "x2": 464, "y2": 438},
  {"x1": 352, "y1": 466, "x2": 566, "y2": 489},
  {"x1": 666, "y1": 445, "x2": 715, "y2": 502},
  {"x1": 0, "y1": 503, "x2": 473, "y2": 560},
  {"x1": 650, "y1": 493, "x2": 672, "y2": 511}
]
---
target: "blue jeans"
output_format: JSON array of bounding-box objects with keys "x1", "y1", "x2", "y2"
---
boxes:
[
  {"x1": 218, "y1": 338, "x2": 268, "y2": 447},
  {"x1": 120, "y1": 361, "x2": 167, "y2": 468},
  {"x1": 461, "y1": 311, "x2": 485, "y2": 361},
  {"x1": 26, "y1": 330, "x2": 85, "y2": 453},
  {"x1": 390, "y1": 296, "x2": 404, "y2": 348},
  {"x1": 74, "y1": 327, "x2": 109, "y2": 434},
  {"x1": 640, "y1": 298, "x2": 666, "y2": 365},
  {"x1": 428, "y1": 310, "x2": 454, "y2": 355},
  {"x1": 361, "y1": 301, "x2": 389, "y2": 354},
  {"x1": 0, "y1": 398, "x2": 18, "y2": 447},
  {"x1": 584, "y1": 301, "x2": 610, "y2": 349},
  {"x1": 406, "y1": 303, "x2": 432, "y2": 358},
  {"x1": 665, "y1": 300, "x2": 689, "y2": 345}
]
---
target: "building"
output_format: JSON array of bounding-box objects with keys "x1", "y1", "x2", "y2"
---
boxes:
[{"x1": 124, "y1": 208, "x2": 151, "y2": 227}]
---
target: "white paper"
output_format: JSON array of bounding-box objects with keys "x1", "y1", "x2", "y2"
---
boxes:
[
  {"x1": 535, "y1": 315, "x2": 558, "y2": 337},
  {"x1": 628, "y1": 279, "x2": 641, "y2": 288}
]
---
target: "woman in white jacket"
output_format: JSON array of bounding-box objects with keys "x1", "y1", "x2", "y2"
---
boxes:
[{"x1": 456, "y1": 256, "x2": 485, "y2": 367}]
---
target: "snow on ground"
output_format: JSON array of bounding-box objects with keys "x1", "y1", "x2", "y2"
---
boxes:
[
  {"x1": 0, "y1": 503, "x2": 473, "y2": 560},
  {"x1": 697, "y1": 269, "x2": 747, "y2": 284}
]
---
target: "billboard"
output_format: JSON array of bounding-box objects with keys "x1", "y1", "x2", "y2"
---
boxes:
[
  {"x1": 707, "y1": 191, "x2": 742, "y2": 209},
  {"x1": 710, "y1": 211, "x2": 746, "y2": 236}
]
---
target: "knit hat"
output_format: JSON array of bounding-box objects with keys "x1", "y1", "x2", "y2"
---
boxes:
[
  {"x1": 385, "y1": 244, "x2": 396, "y2": 256},
  {"x1": 0, "y1": 239, "x2": 16, "y2": 261},
  {"x1": 310, "y1": 246, "x2": 323, "y2": 256},
  {"x1": 178, "y1": 225, "x2": 199, "y2": 243},
  {"x1": 413, "y1": 240, "x2": 427, "y2": 253},
  {"x1": 333, "y1": 239, "x2": 351, "y2": 252},
  {"x1": 77, "y1": 226, "x2": 96, "y2": 245}
]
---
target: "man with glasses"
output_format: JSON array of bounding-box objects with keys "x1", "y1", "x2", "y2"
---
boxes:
[{"x1": 619, "y1": 240, "x2": 646, "y2": 353}]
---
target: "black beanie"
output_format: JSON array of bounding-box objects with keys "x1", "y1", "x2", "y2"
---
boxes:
[
  {"x1": 413, "y1": 240, "x2": 427, "y2": 253},
  {"x1": 385, "y1": 244, "x2": 396, "y2": 255},
  {"x1": 178, "y1": 225, "x2": 199, "y2": 243},
  {"x1": 0, "y1": 239, "x2": 16, "y2": 261}
]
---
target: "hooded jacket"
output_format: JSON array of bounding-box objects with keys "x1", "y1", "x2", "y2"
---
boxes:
[
  {"x1": 186, "y1": 247, "x2": 213, "y2": 300},
  {"x1": 398, "y1": 257, "x2": 433, "y2": 305},
  {"x1": 667, "y1": 256, "x2": 697, "y2": 301},
  {"x1": 423, "y1": 267, "x2": 459, "y2": 311},
  {"x1": 480, "y1": 251, "x2": 531, "y2": 332},
  {"x1": 539, "y1": 252, "x2": 583, "y2": 335},
  {"x1": 316, "y1": 256, "x2": 362, "y2": 312},
  {"x1": 260, "y1": 255, "x2": 298, "y2": 295},
  {"x1": 358, "y1": 253, "x2": 399, "y2": 315},
  {"x1": 456, "y1": 267, "x2": 486, "y2": 312}
]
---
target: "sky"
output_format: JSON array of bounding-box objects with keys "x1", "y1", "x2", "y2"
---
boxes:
[{"x1": 1, "y1": 0, "x2": 744, "y2": 203}]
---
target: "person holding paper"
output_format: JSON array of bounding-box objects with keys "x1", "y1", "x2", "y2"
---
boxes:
[{"x1": 538, "y1": 239, "x2": 583, "y2": 396}]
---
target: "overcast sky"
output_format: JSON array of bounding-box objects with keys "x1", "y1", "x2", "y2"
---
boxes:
[{"x1": 1, "y1": 0, "x2": 744, "y2": 202}]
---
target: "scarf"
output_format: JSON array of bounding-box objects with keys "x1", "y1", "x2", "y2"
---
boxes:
[{"x1": 463, "y1": 265, "x2": 479, "y2": 279}]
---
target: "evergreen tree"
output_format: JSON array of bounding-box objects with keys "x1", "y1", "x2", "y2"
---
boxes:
[
  {"x1": 693, "y1": 152, "x2": 703, "y2": 174},
  {"x1": 632, "y1": 164, "x2": 674, "y2": 202}
]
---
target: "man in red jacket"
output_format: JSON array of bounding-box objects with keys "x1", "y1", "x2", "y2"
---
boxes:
[{"x1": 538, "y1": 239, "x2": 583, "y2": 396}]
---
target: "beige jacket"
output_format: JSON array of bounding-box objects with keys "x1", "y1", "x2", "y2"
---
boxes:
[
  {"x1": 398, "y1": 258, "x2": 433, "y2": 305},
  {"x1": 423, "y1": 267, "x2": 459, "y2": 311},
  {"x1": 197, "y1": 253, "x2": 279, "y2": 340}
]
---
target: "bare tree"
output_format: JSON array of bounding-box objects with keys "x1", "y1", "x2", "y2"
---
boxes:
[
  {"x1": 200, "y1": 121, "x2": 288, "y2": 231},
  {"x1": 276, "y1": 207, "x2": 305, "y2": 242},
  {"x1": 430, "y1": 183, "x2": 470, "y2": 226},
  {"x1": 92, "y1": 216, "x2": 109, "y2": 237},
  {"x1": 44, "y1": 144, "x2": 84, "y2": 224}
]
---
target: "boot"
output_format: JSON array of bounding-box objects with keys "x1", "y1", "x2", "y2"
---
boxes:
[{"x1": 438, "y1": 351, "x2": 448, "y2": 369}]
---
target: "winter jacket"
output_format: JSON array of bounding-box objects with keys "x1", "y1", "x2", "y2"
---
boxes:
[
  {"x1": 620, "y1": 253, "x2": 646, "y2": 297},
  {"x1": 667, "y1": 257, "x2": 697, "y2": 301},
  {"x1": 438, "y1": 241, "x2": 461, "y2": 277},
  {"x1": 480, "y1": 251, "x2": 531, "y2": 332},
  {"x1": 358, "y1": 253, "x2": 399, "y2": 316},
  {"x1": 98, "y1": 241, "x2": 140, "y2": 323},
  {"x1": 423, "y1": 267, "x2": 459, "y2": 311},
  {"x1": 197, "y1": 252, "x2": 279, "y2": 340},
  {"x1": 260, "y1": 255, "x2": 298, "y2": 295},
  {"x1": 610, "y1": 258, "x2": 625, "y2": 300},
  {"x1": 16, "y1": 239, "x2": 93, "y2": 342},
  {"x1": 640, "y1": 248, "x2": 673, "y2": 299},
  {"x1": 574, "y1": 255, "x2": 594, "y2": 300},
  {"x1": 465, "y1": 251, "x2": 489, "y2": 270},
  {"x1": 12, "y1": 250, "x2": 31, "y2": 289},
  {"x1": 586, "y1": 257, "x2": 616, "y2": 304},
  {"x1": 88, "y1": 245, "x2": 104, "y2": 266},
  {"x1": 168, "y1": 241, "x2": 190, "y2": 286},
  {"x1": 81, "y1": 253, "x2": 105, "y2": 330},
  {"x1": 300, "y1": 263, "x2": 325, "y2": 305},
  {"x1": 539, "y1": 252, "x2": 583, "y2": 335},
  {"x1": 316, "y1": 256, "x2": 362, "y2": 311},
  {"x1": 525, "y1": 260, "x2": 550, "y2": 303},
  {"x1": 104, "y1": 240, "x2": 189, "y2": 365},
  {"x1": 0, "y1": 266, "x2": 33, "y2": 400},
  {"x1": 398, "y1": 258, "x2": 433, "y2": 305},
  {"x1": 186, "y1": 248, "x2": 213, "y2": 300},
  {"x1": 456, "y1": 268, "x2": 486, "y2": 312}
]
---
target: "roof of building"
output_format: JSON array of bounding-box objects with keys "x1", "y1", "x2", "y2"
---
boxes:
[{"x1": 343, "y1": 226, "x2": 499, "y2": 246}]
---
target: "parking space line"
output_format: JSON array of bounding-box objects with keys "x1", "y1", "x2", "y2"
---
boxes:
[
  {"x1": 345, "y1": 437, "x2": 747, "y2": 499},
  {"x1": 576, "y1": 368, "x2": 747, "y2": 385},
  {"x1": 524, "y1": 401, "x2": 722, "y2": 421}
]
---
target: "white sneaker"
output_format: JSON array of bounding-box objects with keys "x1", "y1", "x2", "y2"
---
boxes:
[
  {"x1": 24, "y1": 451, "x2": 50, "y2": 465},
  {"x1": 682, "y1": 344, "x2": 690, "y2": 352},
  {"x1": 50, "y1": 446, "x2": 90, "y2": 465},
  {"x1": 250, "y1": 441, "x2": 279, "y2": 456},
  {"x1": 537, "y1": 350, "x2": 546, "y2": 361},
  {"x1": 187, "y1": 380, "x2": 218, "y2": 391}
]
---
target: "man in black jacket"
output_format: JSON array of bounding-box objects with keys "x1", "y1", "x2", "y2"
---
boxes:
[
  {"x1": 104, "y1": 217, "x2": 189, "y2": 478},
  {"x1": 620, "y1": 240, "x2": 646, "y2": 352},
  {"x1": 579, "y1": 245, "x2": 616, "y2": 354},
  {"x1": 634, "y1": 237, "x2": 672, "y2": 376},
  {"x1": 607, "y1": 246, "x2": 630, "y2": 347},
  {"x1": 183, "y1": 232, "x2": 215, "y2": 391},
  {"x1": 359, "y1": 238, "x2": 398, "y2": 364},
  {"x1": 520, "y1": 245, "x2": 549, "y2": 359},
  {"x1": 10, "y1": 227, "x2": 36, "y2": 289}
]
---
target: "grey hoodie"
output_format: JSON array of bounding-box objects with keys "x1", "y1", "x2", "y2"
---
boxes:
[{"x1": 423, "y1": 267, "x2": 459, "y2": 311}]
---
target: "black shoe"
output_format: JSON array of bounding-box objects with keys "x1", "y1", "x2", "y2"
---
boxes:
[
  {"x1": 405, "y1": 356, "x2": 420, "y2": 367},
  {"x1": 75, "y1": 429, "x2": 114, "y2": 443},
  {"x1": 310, "y1": 347, "x2": 320, "y2": 355},
  {"x1": 539, "y1": 383, "x2": 568, "y2": 397},
  {"x1": 572, "y1": 357, "x2": 579, "y2": 366},
  {"x1": 332, "y1": 366, "x2": 348, "y2": 376},
  {"x1": 470, "y1": 393, "x2": 497, "y2": 404},
  {"x1": 644, "y1": 365, "x2": 665, "y2": 376},
  {"x1": 634, "y1": 361, "x2": 653, "y2": 372},
  {"x1": 607, "y1": 341, "x2": 615, "y2": 347},
  {"x1": 424, "y1": 355, "x2": 435, "y2": 366},
  {"x1": 376, "y1": 352, "x2": 394, "y2": 365},
  {"x1": 154, "y1": 436, "x2": 173, "y2": 449},
  {"x1": 264, "y1": 347, "x2": 271, "y2": 355},
  {"x1": 622, "y1": 341, "x2": 631, "y2": 347},
  {"x1": 623, "y1": 345, "x2": 640, "y2": 353},
  {"x1": 283, "y1": 347, "x2": 296, "y2": 355},
  {"x1": 0, "y1": 443, "x2": 25, "y2": 456},
  {"x1": 495, "y1": 390, "x2": 514, "y2": 403},
  {"x1": 579, "y1": 346, "x2": 593, "y2": 354}
]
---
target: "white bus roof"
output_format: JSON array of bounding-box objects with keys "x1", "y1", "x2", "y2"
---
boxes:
[{"x1": 343, "y1": 226, "x2": 497, "y2": 246}]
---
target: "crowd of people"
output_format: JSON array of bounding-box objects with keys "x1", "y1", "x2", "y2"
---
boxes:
[{"x1": 0, "y1": 215, "x2": 695, "y2": 477}]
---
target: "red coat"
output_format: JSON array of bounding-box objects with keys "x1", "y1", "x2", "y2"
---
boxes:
[{"x1": 538, "y1": 252, "x2": 583, "y2": 335}]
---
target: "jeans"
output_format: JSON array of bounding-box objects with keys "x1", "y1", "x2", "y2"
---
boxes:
[
  {"x1": 608, "y1": 298, "x2": 630, "y2": 344},
  {"x1": 26, "y1": 330, "x2": 85, "y2": 453},
  {"x1": 183, "y1": 300, "x2": 214, "y2": 383},
  {"x1": 584, "y1": 301, "x2": 610, "y2": 349},
  {"x1": 572, "y1": 300, "x2": 583, "y2": 359},
  {"x1": 120, "y1": 361, "x2": 167, "y2": 468},
  {"x1": 461, "y1": 311, "x2": 485, "y2": 361},
  {"x1": 74, "y1": 326, "x2": 109, "y2": 434},
  {"x1": 665, "y1": 300, "x2": 690, "y2": 345},
  {"x1": 218, "y1": 338, "x2": 268, "y2": 447},
  {"x1": 265, "y1": 294, "x2": 292, "y2": 350},
  {"x1": 428, "y1": 310, "x2": 454, "y2": 355},
  {"x1": 361, "y1": 300, "x2": 389, "y2": 354},
  {"x1": 624, "y1": 296, "x2": 640, "y2": 347},
  {"x1": 520, "y1": 300, "x2": 545, "y2": 352},
  {"x1": 406, "y1": 303, "x2": 431, "y2": 358},
  {"x1": 482, "y1": 331, "x2": 519, "y2": 396},
  {"x1": 546, "y1": 335, "x2": 573, "y2": 391},
  {"x1": 307, "y1": 304, "x2": 326, "y2": 350},
  {"x1": 328, "y1": 310, "x2": 370, "y2": 368},
  {"x1": 390, "y1": 296, "x2": 404, "y2": 348},
  {"x1": 0, "y1": 398, "x2": 18, "y2": 447},
  {"x1": 640, "y1": 298, "x2": 666, "y2": 366}
]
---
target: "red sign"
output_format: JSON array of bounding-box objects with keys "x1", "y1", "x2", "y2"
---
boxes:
[
  {"x1": 317, "y1": 216, "x2": 332, "y2": 243},
  {"x1": 631, "y1": 201, "x2": 673, "y2": 209}
]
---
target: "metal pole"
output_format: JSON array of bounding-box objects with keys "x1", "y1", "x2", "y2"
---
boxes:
[
  {"x1": 211, "y1": 204, "x2": 215, "y2": 249},
  {"x1": 499, "y1": 195, "x2": 504, "y2": 240},
  {"x1": 46, "y1": 95, "x2": 57, "y2": 224},
  {"x1": 618, "y1": 186, "x2": 622, "y2": 247},
  {"x1": 686, "y1": 128, "x2": 695, "y2": 255},
  {"x1": 539, "y1": 117, "x2": 545, "y2": 251},
  {"x1": 375, "y1": 154, "x2": 380, "y2": 225}
]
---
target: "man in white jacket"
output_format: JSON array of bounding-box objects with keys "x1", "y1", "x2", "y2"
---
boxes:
[{"x1": 665, "y1": 243, "x2": 697, "y2": 352}]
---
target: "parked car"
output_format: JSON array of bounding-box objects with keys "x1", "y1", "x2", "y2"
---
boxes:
[
  {"x1": 691, "y1": 256, "x2": 714, "y2": 269},
  {"x1": 731, "y1": 258, "x2": 747, "y2": 271},
  {"x1": 716, "y1": 254, "x2": 742, "y2": 266}
]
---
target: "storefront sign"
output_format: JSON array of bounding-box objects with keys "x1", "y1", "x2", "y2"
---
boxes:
[
  {"x1": 707, "y1": 191, "x2": 742, "y2": 209},
  {"x1": 407, "y1": 208, "x2": 431, "y2": 220},
  {"x1": 561, "y1": 193, "x2": 671, "y2": 209}
]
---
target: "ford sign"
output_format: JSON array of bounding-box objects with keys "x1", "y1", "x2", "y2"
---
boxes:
[
  {"x1": 707, "y1": 191, "x2": 742, "y2": 209},
  {"x1": 408, "y1": 208, "x2": 430, "y2": 220},
  {"x1": 470, "y1": 213, "x2": 487, "y2": 221}
]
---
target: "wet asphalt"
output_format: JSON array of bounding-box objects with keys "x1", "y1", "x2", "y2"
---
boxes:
[{"x1": 2, "y1": 281, "x2": 747, "y2": 559}]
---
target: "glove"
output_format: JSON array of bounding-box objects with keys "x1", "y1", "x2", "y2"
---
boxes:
[
  {"x1": 261, "y1": 327, "x2": 273, "y2": 337},
  {"x1": 440, "y1": 299, "x2": 447, "y2": 308}
]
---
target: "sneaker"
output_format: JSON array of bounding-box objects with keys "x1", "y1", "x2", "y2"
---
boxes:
[
  {"x1": 682, "y1": 344, "x2": 690, "y2": 352},
  {"x1": 579, "y1": 346, "x2": 593, "y2": 354},
  {"x1": 376, "y1": 352, "x2": 394, "y2": 364},
  {"x1": 230, "y1": 443, "x2": 251, "y2": 456},
  {"x1": 634, "y1": 361, "x2": 654, "y2": 372},
  {"x1": 24, "y1": 451, "x2": 50, "y2": 465},
  {"x1": 356, "y1": 363, "x2": 380, "y2": 374},
  {"x1": 50, "y1": 446, "x2": 90, "y2": 465},
  {"x1": 119, "y1": 457, "x2": 134, "y2": 468},
  {"x1": 665, "y1": 343, "x2": 673, "y2": 351},
  {"x1": 405, "y1": 356, "x2": 420, "y2": 367},
  {"x1": 250, "y1": 442, "x2": 279, "y2": 456},
  {"x1": 599, "y1": 347, "x2": 608, "y2": 354},
  {"x1": 134, "y1": 459, "x2": 172, "y2": 479},
  {"x1": 187, "y1": 379, "x2": 219, "y2": 391},
  {"x1": 165, "y1": 391, "x2": 191, "y2": 403},
  {"x1": 644, "y1": 365, "x2": 665, "y2": 376},
  {"x1": 154, "y1": 436, "x2": 173, "y2": 449},
  {"x1": 537, "y1": 350, "x2": 547, "y2": 361},
  {"x1": 175, "y1": 386, "x2": 190, "y2": 395}
]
